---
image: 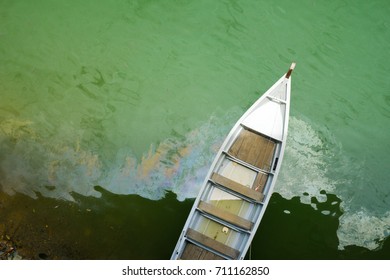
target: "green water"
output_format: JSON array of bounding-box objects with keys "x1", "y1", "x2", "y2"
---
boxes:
[{"x1": 1, "y1": 0, "x2": 390, "y2": 259}]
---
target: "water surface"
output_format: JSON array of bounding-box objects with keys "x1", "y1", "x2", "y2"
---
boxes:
[{"x1": 1, "y1": 0, "x2": 390, "y2": 259}]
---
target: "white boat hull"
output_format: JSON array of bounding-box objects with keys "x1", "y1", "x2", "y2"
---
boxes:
[{"x1": 171, "y1": 64, "x2": 295, "y2": 260}]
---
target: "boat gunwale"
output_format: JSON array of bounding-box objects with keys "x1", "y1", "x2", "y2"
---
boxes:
[{"x1": 171, "y1": 65, "x2": 294, "y2": 260}]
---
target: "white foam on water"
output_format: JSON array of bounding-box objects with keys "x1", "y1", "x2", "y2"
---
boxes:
[
  {"x1": 276, "y1": 117, "x2": 338, "y2": 203},
  {"x1": 100, "y1": 120, "x2": 223, "y2": 201},
  {"x1": 97, "y1": 110, "x2": 241, "y2": 201},
  {"x1": 275, "y1": 116, "x2": 390, "y2": 250},
  {"x1": 338, "y1": 209, "x2": 390, "y2": 250},
  {"x1": 1, "y1": 113, "x2": 389, "y2": 251},
  {"x1": 0, "y1": 110, "x2": 237, "y2": 201},
  {"x1": 0, "y1": 119, "x2": 103, "y2": 201}
]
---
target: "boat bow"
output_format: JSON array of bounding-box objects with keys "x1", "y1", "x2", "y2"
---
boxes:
[{"x1": 171, "y1": 63, "x2": 295, "y2": 260}]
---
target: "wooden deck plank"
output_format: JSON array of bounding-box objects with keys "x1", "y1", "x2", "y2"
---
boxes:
[
  {"x1": 228, "y1": 128, "x2": 276, "y2": 171},
  {"x1": 198, "y1": 201, "x2": 253, "y2": 230},
  {"x1": 252, "y1": 172, "x2": 268, "y2": 192},
  {"x1": 186, "y1": 228, "x2": 240, "y2": 259},
  {"x1": 211, "y1": 173, "x2": 264, "y2": 202},
  {"x1": 180, "y1": 243, "x2": 225, "y2": 260}
]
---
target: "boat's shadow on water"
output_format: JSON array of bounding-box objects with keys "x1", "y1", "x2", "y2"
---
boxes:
[{"x1": 1, "y1": 188, "x2": 389, "y2": 259}]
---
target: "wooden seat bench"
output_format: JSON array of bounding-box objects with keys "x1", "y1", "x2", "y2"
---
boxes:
[
  {"x1": 211, "y1": 173, "x2": 264, "y2": 202},
  {"x1": 198, "y1": 201, "x2": 253, "y2": 230},
  {"x1": 185, "y1": 228, "x2": 240, "y2": 259}
]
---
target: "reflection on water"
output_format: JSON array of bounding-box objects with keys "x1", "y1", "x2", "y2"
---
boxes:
[
  {"x1": 1, "y1": 113, "x2": 389, "y2": 252},
  {"x1": 2, "y1": 0, "x2": 390, "y2": 259},
  {"x1": 0, "y1": 110, "x2": 239, "y2": 201}
]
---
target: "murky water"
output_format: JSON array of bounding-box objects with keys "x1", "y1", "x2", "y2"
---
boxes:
[{"x1": 1, "y1": 0, "x2": 390, "y2": 259}]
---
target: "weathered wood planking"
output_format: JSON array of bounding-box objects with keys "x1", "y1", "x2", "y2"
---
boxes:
[
  {"x1": 185, "y1": 228, "x2": 240, "y2": 259},
  {"x1": 228, "y1": 128, "x2": 276, "y2": 171},
  {"x1": 198, "y1": 201, "x2": 253, "y2": 230},
  {"x1": 211, "y1": 173, "x2": 264, "y2": 202},
  {"x1": 180, "y1": 243, "x2": 224, "y2": 260}
]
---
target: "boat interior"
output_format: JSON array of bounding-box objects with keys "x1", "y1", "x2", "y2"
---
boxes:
[{"x1": 178, "y1": 127, "x2": 280, "y2": 260}]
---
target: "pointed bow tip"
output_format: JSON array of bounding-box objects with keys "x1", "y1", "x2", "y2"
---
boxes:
[
  {"x1": 290, "y1": 62, "x2": 296, "y2": 70},
  {"x1": 285, "y1": 62, "x2": 296, "y2": 79}
]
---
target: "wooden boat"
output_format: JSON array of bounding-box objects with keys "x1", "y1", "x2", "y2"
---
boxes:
[{"x1": 171, "y1": 63, "x2": 296, "y2": 260}]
